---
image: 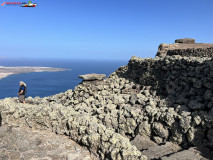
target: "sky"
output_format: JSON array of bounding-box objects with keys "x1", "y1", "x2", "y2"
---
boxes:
[{"x1": 0, "y1": 0, "x2": 213, "y2": 60}]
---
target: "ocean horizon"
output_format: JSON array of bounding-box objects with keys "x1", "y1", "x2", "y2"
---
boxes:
[{"x1": 0, "y1": 59, "x2": 127, "y2": 99}]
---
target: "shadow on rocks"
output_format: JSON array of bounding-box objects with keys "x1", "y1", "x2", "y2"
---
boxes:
[
  {"x1": 0, "y1": 113, "x2": 2, "y2": 126},
  {"x1": 115, "y1": 57, "x2": 213, "y2": 159}
]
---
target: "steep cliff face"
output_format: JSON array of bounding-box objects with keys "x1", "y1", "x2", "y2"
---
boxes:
[{"x1": 1, "y1": 55, "x2": 213, "y2": 159}]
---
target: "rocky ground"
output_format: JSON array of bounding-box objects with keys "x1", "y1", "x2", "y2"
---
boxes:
[{"x1": 0, "y1": 125, "x2": 97, "y2": 160}]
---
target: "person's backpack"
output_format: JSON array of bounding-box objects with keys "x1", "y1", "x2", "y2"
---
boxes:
[{"x1": 24, "y1": 86, "x2": 27, "y2": 94}]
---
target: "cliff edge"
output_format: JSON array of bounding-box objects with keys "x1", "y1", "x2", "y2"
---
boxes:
[
  {"x1": 1, "y1": 45, "x2": 213, "y2": 159},
  {"x1": 156, "y1": 38, "x2": 213, "y2": 58}
]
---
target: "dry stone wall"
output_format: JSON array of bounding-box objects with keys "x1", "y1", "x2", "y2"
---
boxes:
[
  {"x1": 167, "y1": 48, "x2": 213, "y2": 57},
  {"x1": 115, "y1": 56, "x2": 213, "y2": 148},
  {"x1": 1, "y1": 55, "x2": 213, "y2": 159},
  {"x1": 0, "y1": 99, "x2": 146, "y2": 160},
  {"x1": 156, "y1": 39, "x2": 213, "y2": 58}
]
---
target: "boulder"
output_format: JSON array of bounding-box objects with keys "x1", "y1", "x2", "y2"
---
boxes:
[
  {"x1": 78, "y1": 73, "x2": 106, "y2": 81},
  {"x1": 152, "y1": 122, "x2": 169, "y2": 139},
  {"x1": 131, "y1": 135, "x2": 157, "y2": 151}
]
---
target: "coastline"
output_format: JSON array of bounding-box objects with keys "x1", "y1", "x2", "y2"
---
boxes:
[{"x1": 0, "y1": 66, "x2": 68, "y2": 80}]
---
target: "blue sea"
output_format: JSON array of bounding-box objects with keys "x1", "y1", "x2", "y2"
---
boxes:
[{"x1": 0, "y1": 59, "x2": 127, "y2": 99}]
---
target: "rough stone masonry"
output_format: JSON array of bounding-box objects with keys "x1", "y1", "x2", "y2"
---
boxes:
[
  {"x1": 1, "y1": 39, "x2": 213, "y2": 160},
  {"x1": 156, "y1": 38, "x2": 213, "y2": 58}
]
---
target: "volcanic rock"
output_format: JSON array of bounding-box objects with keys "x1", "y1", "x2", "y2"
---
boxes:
[
  {"x1": 78, "y1": 73, "x2": 106, "y2": 81},
  {"x1": 156, "y1": 38, "x2": 213, "y2": 57},
  {"x1": 175, "y1": 38, "x2": 195, "y2": 44}
]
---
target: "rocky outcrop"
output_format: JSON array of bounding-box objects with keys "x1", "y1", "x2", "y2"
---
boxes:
[
  {"x1": 0, "y1": 125, "x2": 96, "y2": 160},
  {"x1": 79, "y1": 74, "x2": 106, "y2": 81},
  {"x1": 156, "y1": 38, "x2": 213, "y2": 57},
  {"x1": 1, "y1": 55, "x2": 213, "y2": 159},
  {"x1": 175, "y1": 38, "x2": 195, "y2": 44},
  {"x1": 0, "y1": 99, "x2": 146, "y2": 160},
  {"x1": 160, "y1": 147, "x2": 210, "y2": 160}
]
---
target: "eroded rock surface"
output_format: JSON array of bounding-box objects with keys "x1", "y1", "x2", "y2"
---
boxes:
[
  {"x1": 141, "y1": 142, "x2": 182, "y2": 159},
  {"x1": 131, "y1": 135, "x2": 157, "y2": 151},
  {"x1": 0, "y1": 125, "x2": 96, "y2": 160},
  {"x1": 160, "y1": 147, "x2": 211, "y2": 160}
]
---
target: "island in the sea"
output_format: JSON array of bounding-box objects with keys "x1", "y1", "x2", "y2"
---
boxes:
[{"x1": 0, "y1": 66, "x2": 68, "y2": 80}]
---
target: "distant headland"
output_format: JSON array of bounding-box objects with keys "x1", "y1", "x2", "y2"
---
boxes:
[{"x1": 0, "y1": 66, "x2": 68, "y2": 80}]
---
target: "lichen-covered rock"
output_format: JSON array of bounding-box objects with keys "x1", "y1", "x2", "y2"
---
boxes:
[
  {"x1": 180, "y1": 114, "x2": 192, "y2": 133},
  {"x1": 169, "y1": 122, "x2": 186, "y2": 145},
  {"x1": 1, "y1": 55, "x2": 213, "y2": 159},
  {"x1": 0, "y1": 100, "x2": 147, "y2": 160},
  {"x1": 137, "y1": 121, "x2": 151, "y2": 137},
  {"x1": 187, "y1": 127, "x2": 206, "y2": 147},
  {"x1": 152, "y1": 122, "x2": 169, "y2": 139}
]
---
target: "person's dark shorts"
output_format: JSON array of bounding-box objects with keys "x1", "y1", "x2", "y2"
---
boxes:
[{"x1": 19, "y1": 95, "x2": 25, "y2": 102}]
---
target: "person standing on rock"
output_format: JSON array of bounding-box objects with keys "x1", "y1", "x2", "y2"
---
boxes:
[{"x1": 18, "y1": 81, "x2": 27, "y2": 103}]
